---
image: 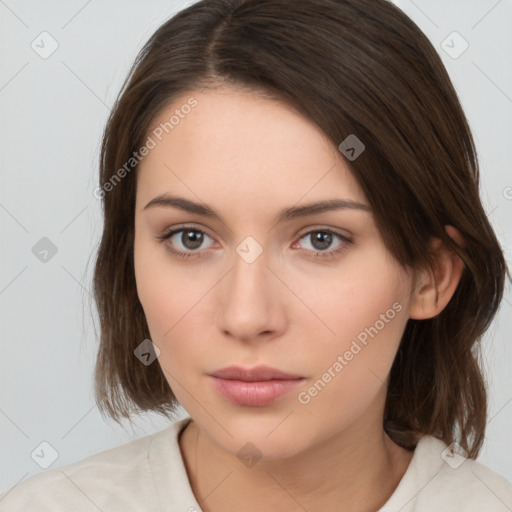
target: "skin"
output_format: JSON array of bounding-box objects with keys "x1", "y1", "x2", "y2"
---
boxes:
[{"x1": 133, "y1": 86, "x2": 464, "y2": 512}]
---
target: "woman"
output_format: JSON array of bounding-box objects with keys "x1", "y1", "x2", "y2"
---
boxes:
[{"x1": 2, "y1": 0, "x2": 511, "y2": 510}]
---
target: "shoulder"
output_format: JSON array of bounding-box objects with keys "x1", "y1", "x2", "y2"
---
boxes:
[
  {"x1": 430, "y1": 454, "x2": 512, "y2": 510},
  {"x1": 383, "y1": 435, "x2": 512, "y2": 511},
  {"x1": 0, "y1": 425, "x2": 175, "y2": 512}
]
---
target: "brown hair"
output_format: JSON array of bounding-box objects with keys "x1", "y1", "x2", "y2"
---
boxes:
[{"x1": 92, "y1": 0, "x2": 508, "y2": 457}]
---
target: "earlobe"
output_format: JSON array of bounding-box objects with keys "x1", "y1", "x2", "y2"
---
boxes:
[{"x1": 409, "y1": 225, "x2": 466, "y2": 320}]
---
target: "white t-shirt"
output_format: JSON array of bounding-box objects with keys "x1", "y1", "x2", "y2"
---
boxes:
[{"x1": 1, "y1": 416, "x2": 512, "y2": 511}]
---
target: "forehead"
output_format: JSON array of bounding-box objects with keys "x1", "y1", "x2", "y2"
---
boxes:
[{"x1": 136, "y1": 87, "x2": 367, "y2": 215}]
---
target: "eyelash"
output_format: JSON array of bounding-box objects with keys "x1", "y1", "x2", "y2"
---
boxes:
[{"x1": 155, "y1": 225, "x2": 352, "y2": 261}]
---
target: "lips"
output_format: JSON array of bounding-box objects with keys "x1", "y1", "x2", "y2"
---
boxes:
[
  {"x1": 208, "y1": 365, "x2": 306, "y2": 407},
  {"x1": 208, "y1": 365, "x2": 304, "y2": 382}
]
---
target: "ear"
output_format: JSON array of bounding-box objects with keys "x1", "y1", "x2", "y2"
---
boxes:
[{"x1": 409, "y1": 225, "x2": 466, "y2": 320}]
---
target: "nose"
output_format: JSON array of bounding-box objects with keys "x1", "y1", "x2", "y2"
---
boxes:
[{"x1": 216, "y1": 244, "x2": 287, "y2": 343}]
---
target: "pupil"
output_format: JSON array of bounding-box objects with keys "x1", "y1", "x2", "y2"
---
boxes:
[
  {"x1": 183, "y1": 230, "x2": 203, "y2": 249},
  {"x1": 313, "y1": 231, "x2": 331, "y2": 250}
]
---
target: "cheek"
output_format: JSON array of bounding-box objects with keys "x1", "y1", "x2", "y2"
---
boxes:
[
  {"x1": 302, "y1": 249, "x2": 410, "y2": 391},
  {"x1": 133, "y1": 235, "x2": 214, "y2": 362},
  {"x1": 295, "y1": 286, "x2": 408, "y2": 433},
  {"x1": 134, "y1": 235, "x2": 186, "y2": 337},
  {"x1": 298, "y1": 248, "x2": 408, "y2": 346}
]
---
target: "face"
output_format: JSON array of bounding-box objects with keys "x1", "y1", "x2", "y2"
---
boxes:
[{"x1": 134, "y1": 86, "x2": 416, "y2": 460}]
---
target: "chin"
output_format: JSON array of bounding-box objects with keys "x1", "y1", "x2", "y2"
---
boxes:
[
  {"x1": 209, "y1": 415, "x2": 310, "y2": 460},
  {"x1": 229, "y1": 435, "x2": 306, "y2": 463}
]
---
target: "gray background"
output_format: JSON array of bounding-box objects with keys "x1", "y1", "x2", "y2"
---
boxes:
[{"x1": 1, "y1": 0, "x2": 511, "y2": 493}]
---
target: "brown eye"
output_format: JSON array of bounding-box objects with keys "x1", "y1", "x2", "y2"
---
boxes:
[
  {"x1": 178, "y1": 229, "x2": 205, "y2": 250},
  {"x1": 157, "y1": 227, "x2": 215, "y2": 258},
  {"x1": 296, "y1": 229, "x2": 352, "y2": 259},
  {"x1": 299, "y1": 230, "x2": 342, "y2": 251}
]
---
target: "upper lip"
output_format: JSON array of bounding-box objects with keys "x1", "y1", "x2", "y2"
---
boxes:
[{"x1": 209, "y1": 365, "x2": 304, "y2": 382}]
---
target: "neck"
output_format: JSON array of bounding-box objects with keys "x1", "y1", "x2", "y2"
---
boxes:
[{"x1": 179, "y1": 402, "x2": 413, "y2": 512}]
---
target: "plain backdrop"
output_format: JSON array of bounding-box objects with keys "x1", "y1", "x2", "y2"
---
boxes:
[{"x1": 1, "y1": 0, "x2": 511, "y2": 493}]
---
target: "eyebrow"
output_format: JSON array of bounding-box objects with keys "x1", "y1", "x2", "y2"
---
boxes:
[{"x1": 143, "y1": 193, "x2": 371, "y2": 224}]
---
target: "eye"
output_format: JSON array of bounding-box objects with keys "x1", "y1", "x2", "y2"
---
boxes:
[
  {"x1": 156, "y1": 226, "x2": 215, "y2": 258},
  {"x1": 295, "y1": 229, "x2": 351, "y2": 259},
  {"x1": 156, "y1": 225, "x2": 352, "y2": 260}
]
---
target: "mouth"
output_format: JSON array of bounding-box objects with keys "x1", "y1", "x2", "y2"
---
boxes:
[
  {"x1": 208, "y1": 365, "x2": 306, "y2": 407},
  {"x1": 208, "y1": 364, "x2": 304, "y2": 382}
]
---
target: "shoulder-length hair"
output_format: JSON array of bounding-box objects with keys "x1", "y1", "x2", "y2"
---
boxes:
[{"x1": 92, "y1": 0, "x2": 508, "y2": 458}]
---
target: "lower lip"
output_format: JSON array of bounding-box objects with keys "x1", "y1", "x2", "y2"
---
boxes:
[{"x1": 210, "y1": 376, "x2": 305, "y2": 407}]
